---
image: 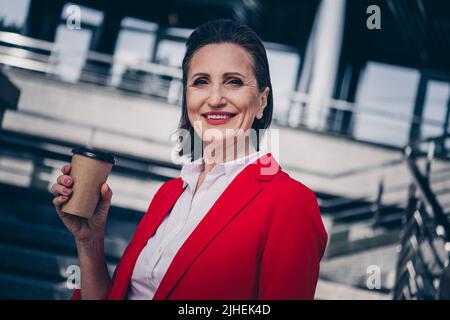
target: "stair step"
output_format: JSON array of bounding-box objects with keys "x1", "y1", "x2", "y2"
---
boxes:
[
  {"x1": 0, "y1": 215, "x2": 128, "y2": 261},
  {"x1": 0, "y1": 243, "x2": 116, "y2": 282},
  {"x1": 0, "y1": 271, "x2": 71, "y2": 300},
  {"x1": 0, "y1": 203, "x2": 141, "y2": 243},
  {"x1": 320, "y1": 244, "x2": 398, "y2": 293},
  {"x1": 319, "y1": 197, "x2": 372, "y2": 212},
  {"x1": 326, "y1": 204, "x2": 403, "y2": 224},
  {"x1": 326, "y1": 226, "x2": 400, "y2": 258},
  {"x1": 0, "y1": 243, "x2": 77, "y2": 281},
  {"x1": 0, "y1": 182, "x2": 145, "y2": 223}
]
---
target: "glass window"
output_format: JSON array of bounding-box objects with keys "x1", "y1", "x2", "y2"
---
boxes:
[
  {"x1": 155, "y1": 39, "x2": 186, "y2": 67},
  {"x1": 266, "y1": 46, "x2": 300, "y2": 124},
  {"x1": 52, "y1": 25, "x2": 92, "y2": 82},
  {"x1": 422, "y1": 80, "x2": 450, "y2": 139},
  {"x1": 51, "y1": 4, "x2": 103, "y2": 82},
  {"x1": 61, "y1": 3, "x2": 103, "y2": 27},
  {"x1": 0, "y1": 0, "x2": 30, "y2": 31},
  {"x1": 110, "y1": 17, "x2": 157, "y2": 87},
  {"x1": 353, "y1": 62, "x2": 420, "y2": 147}
]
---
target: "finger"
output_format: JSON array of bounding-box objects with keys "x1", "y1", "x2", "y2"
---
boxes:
[
  {"x1": 53, "y1": 196, "x2": 72, "y2": 220},
  {"x1": 100, "y1": 183, "x2": 112, "y2": 200},
  {"x1": 61, "y1": 164, "x2": 71, "y2": 175},
  {"x1": 57, "y1": 174, "x2": 73, "y2": 187},
  {"x1": 95, "y1": 183, "x2": 112, "y2": 217},
  {"x1": 50, "y1": 183, "x2": 73, "y2": 197},
  {"x1": 50, "y1": 183, "x2": 59, "y2": 196},
  {"x1": 53, "y1": 195, "x2": 69, "y2": 208}
]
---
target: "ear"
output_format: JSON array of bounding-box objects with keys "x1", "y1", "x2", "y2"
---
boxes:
[{"x1": 256, "y1": 87, "x2": 270, "y2": 119}]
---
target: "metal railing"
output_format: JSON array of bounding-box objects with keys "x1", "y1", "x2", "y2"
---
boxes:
[
  {"x1": 0, "y1": 31, "x2": 182, "y2": 104},
  {"x1": 289, "y1": 90, "x2": 448, "y2": 137},
  {"x1": 393, "y1": 134, "x2": 450, "y2": 299}
]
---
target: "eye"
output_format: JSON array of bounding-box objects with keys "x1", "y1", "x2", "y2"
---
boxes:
[
  {"x1": 192, "y1": 78, "x2": 208, "y2": 86},
  {"x1": 226, "y1": 78, "x2": 244, "y2": 86}
]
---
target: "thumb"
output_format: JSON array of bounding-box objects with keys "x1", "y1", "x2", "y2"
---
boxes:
[{"x1": 96, "y1": 183, "x2": 112, "y2": 215}]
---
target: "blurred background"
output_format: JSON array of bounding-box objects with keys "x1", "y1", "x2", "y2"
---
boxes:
[{"x1": 0, "y1": 0, "x2": 449, "y2": 300}]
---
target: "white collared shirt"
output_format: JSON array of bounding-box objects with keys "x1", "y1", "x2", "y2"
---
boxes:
[{"x1": 127, "y1": 150, "x2": 265, "y2": 299}]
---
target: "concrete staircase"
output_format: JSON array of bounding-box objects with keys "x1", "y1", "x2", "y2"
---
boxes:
[{"x1": 0, "y1": 182, "x2": 139, "y2": 299}]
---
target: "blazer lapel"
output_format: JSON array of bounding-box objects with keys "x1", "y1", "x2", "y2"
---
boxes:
[
  {"x1": 153, "y1": 153, "x2": 280, "y2": 300},
  {"x1": 108, "y1": 178, "x2": 185, "y2": 300}
]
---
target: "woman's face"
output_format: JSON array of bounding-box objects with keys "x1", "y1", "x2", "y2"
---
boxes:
[{"x1": 186, "y1": 43, "x2": 269, "y2": 148}]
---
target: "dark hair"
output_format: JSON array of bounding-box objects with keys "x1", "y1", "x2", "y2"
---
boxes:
[{"x1": 177, "y1": 19, "x2": 273, "y2": 160}]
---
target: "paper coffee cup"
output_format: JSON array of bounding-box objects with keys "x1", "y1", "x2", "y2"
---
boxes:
[{"x1": 61, "y1": 147, "x2": 115, "y2": 219}]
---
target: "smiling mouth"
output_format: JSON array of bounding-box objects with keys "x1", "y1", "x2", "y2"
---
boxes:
[
  {"x1": 202, "y1": 112, "x2": 237, "y2": 120},
  {"x1": 201, "y1": 112, "x2": 237, "y2": 125}
]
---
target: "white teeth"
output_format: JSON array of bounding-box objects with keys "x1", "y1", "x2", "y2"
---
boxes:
[{"x1": 206, "y1": 114, "x2": 233, "y2": 119}]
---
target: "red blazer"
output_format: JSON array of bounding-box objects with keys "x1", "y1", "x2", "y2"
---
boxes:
[{"x1": 71, "y1": 153, "x2": 327, "y2": 300}]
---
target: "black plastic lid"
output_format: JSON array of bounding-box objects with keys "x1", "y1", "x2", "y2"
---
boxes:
[{"x1": 72, "y1": 147, "x2": 115, "y2": 164}]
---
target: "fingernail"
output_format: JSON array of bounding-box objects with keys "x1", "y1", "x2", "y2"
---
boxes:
[
  {"x1": 63, "y1": 188, "x2": 71, "y2": 194},
  {"x1": 61, "y1": 196, "x2": 68, "y2": 200},
  {"x1": 64, "y1": 178, "x2": 72, "y2": 185}
]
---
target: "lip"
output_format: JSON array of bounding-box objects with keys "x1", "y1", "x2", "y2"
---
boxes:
[{"x1": 201, "y1": 111, "x2": 237, "y2": 125}]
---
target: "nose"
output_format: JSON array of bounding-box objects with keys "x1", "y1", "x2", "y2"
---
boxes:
[{"x1": 208, "y1": 84, "x2": 226, "y2": 108}]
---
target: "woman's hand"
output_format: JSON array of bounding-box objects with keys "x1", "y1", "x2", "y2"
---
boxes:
[{"x1": 51, "y1": 164, "x2": 113, "y2": 244}]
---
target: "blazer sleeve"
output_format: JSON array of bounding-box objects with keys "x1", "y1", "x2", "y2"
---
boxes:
[{"x1": 257, "y1": 185, "x2": 328, "y2": 300}]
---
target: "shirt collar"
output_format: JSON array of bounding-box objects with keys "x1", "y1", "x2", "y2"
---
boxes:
[
  {"x1": 180, "y1": 156, "x2": 204, "y2": 189},
  {"x1": 180, "y1": 150, "x2": 266, "y2": 189},
  {"x1": 222, "y1": 150, "x2": 265, "y2": 185}
]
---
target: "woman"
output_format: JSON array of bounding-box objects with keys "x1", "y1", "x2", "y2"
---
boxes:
[{"x1": 51, "y1": 19, "x2": 328, "y2": 300}]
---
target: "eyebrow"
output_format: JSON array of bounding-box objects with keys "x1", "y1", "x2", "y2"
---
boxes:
[{"x1": 190, "y1": 72, "x2": 245, "y2": 78}]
